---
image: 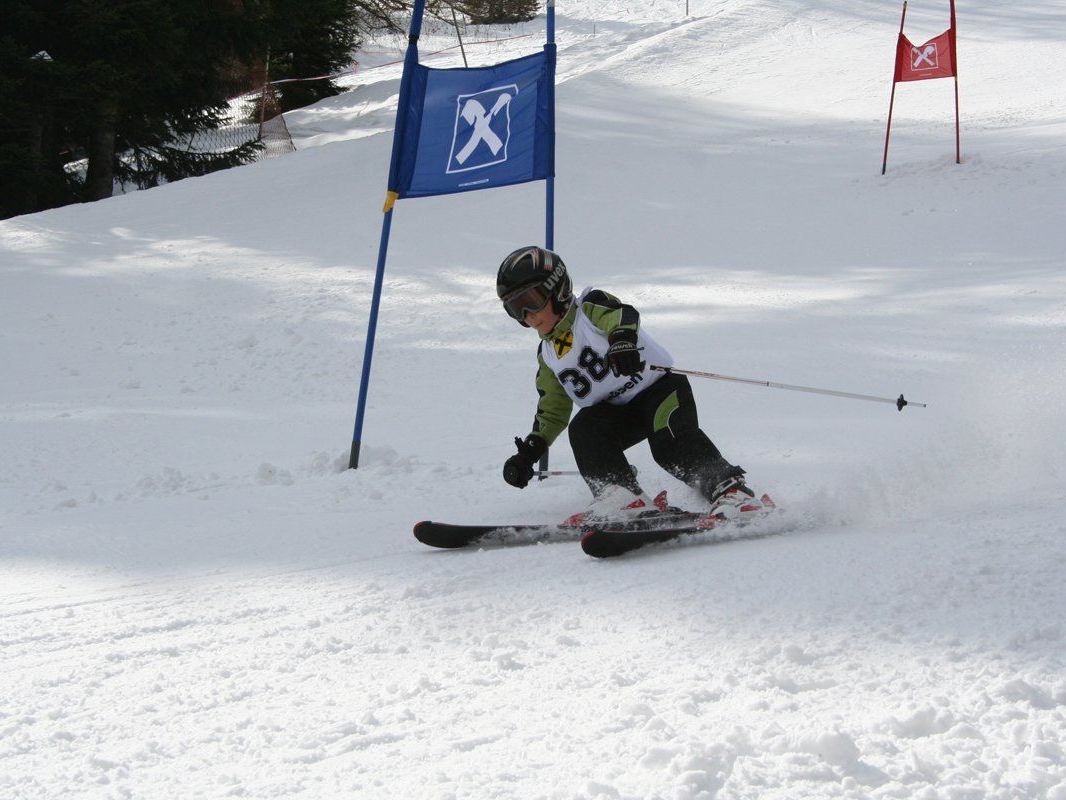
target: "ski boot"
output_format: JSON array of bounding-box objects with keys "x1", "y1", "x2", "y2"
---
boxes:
[
  {"x1": 562, "y1": 485, "x2": 664, "y2": 528},
  {"x1": 702, "y1": 466, "x2": 761, "y2": 521}
]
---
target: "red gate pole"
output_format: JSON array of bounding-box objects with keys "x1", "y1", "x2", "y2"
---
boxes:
[
  {"x1": 951, "y1": 0, "x2": 960, "y2": 163},
  {"x1": 882, "y1": 0, "x2": 908, "y2": 175},
  {"x1": 953, "y1": 76, "x2": 960, "y2": 164}
]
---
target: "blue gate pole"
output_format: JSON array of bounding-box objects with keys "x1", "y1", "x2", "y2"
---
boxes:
[
  {"x1": 539, "y1": 0, "x2": 557, "y2": 480},
  {"x1": 349, "y1": 206, "x2": 396, "y2": 469},
  {"x1": 348, "y1": 0, "x2": 426, "y2": 470},
  {"x1": 547, "y1": 0, "x2": 557, "y2": 239}
]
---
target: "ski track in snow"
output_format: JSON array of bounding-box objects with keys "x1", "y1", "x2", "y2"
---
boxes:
[
  {"x1": 3, "y1": 507, "x2": 1066, "y2": 798},
  {"x1": 3, "y1": 0, "x2": 1066, "y2": 797}
]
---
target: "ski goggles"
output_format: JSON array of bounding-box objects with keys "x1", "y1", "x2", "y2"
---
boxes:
[{"x1": 502, "y1": 283, "x2": 552, "y2": 323}]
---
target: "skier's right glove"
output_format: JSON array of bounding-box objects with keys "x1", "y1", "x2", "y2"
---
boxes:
[{"x1": 503, "y1": 434, "x2": 547, "y2": 489}]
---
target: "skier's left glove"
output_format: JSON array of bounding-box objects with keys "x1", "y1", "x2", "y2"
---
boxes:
[
  {"x1": 503, "y1": 434, "x2": 546, "y2": 489},
  {"x1": 606, "y1": 328, "x2": 645, "y2": 377}
]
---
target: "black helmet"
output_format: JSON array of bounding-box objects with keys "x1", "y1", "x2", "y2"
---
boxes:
[{"x1": 496, "y1": 246, "x2": 573, "y2": 327}]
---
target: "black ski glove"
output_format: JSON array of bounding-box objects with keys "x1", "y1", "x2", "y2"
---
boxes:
[
  {"x1": 503, "y1": 434, "x2": 546, "y2": 489},
  {"x1": 606, "y1": 328, "x2": 645, "y2": 377}
]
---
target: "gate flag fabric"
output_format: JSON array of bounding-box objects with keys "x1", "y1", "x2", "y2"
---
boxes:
[
  {"x1": 895, "y1": 28, "x2": 955, "y2": 82},
  {"x1": 881, "y1": 0, "x2": 960, "y2": 174},
  {"x1": 391, "y1": 50, "x2": 556, "y2": 199}
]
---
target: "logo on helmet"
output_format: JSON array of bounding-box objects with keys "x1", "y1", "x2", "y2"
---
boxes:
[{"x1": 542, "y1": 263, "x2": 564, "y2": 293}]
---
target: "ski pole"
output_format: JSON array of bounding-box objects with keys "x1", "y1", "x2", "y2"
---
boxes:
[
  {"x1": 650, "y1": 365, "x2": 927, "y2": 411},
  {"x1": 534, "y1": 465, "x2": 635, "y2": 480}
]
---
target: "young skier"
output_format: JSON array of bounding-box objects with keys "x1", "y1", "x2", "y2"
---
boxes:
[{"x1": 497, "y1": 245, "x2": 756, "y2": 518}]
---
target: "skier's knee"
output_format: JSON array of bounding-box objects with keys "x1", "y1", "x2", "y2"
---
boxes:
[{"x1": 567, "y1": 413, "x2": 603, "y2": 450}]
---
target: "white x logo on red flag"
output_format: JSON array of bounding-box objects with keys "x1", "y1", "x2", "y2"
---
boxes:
[{"x1": 911, "y1": 42, "x2": 939, "y2": 70}]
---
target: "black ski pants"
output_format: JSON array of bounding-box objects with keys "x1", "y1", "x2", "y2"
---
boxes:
[{"x1": 567, "y1": 372, "x2": 734, "y2": 499}]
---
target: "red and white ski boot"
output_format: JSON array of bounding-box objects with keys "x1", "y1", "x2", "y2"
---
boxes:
[
  {"x1": 706, "y1": 473, "x2": 764, "y2": 521},
  {"x1": 562, "y1": 485, "x2": 658, "y2": 528}
]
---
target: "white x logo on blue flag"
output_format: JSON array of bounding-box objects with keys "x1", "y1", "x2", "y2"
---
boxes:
[{"x1": 447, "y1": 85, "x2": 517, "y2": 173}]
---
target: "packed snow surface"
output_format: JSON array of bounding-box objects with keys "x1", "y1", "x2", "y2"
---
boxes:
[{"x1": 3, "y1": 0, "x2": 1066, "y2": 797}]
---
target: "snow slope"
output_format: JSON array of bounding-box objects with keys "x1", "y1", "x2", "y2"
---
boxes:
[{"x1": 3, "y1": 1, "x2": 1066, "y2": 797}]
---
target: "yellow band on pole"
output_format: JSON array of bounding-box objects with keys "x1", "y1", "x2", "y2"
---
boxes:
[{"x1": 383, "y1": 191, "x2": 399, "y2": 213}]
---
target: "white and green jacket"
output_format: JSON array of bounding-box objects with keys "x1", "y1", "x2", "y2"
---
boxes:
[{"x1": 529, "y1": 287, "x2": 673, "y2": 447}]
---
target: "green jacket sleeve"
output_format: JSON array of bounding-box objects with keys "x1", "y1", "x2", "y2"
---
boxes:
[
  {"x1": 580, "y1": 289, "x2": 640, "y2": 336},
  {"x1": 529, "y1": 348, "x2": 573, "y2": 447}
]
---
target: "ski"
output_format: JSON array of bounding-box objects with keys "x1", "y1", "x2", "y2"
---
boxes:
[
  {"x1": 414, "y1": 495, "x2": 778, "y2": 555},
  {"x1": 580, "y1": 519, "x2": 713, "y2": 558},
  {"x1": 581, "y1": 494, "x2": 778, "y2": 558},
  {"x1": 413, "y1": 520, "x2": 581, "y2": 549},
  {"x1": 413, "y1": 509, "x2": 705, "y2": 551}
]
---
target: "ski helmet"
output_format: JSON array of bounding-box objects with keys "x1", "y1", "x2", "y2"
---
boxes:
[{"x1": 496, "y1": 246, "x2": 573, "y2": 326}]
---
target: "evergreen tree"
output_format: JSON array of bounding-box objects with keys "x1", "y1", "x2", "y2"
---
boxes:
[
  {"x1": 65, "y1": 0, "x2": 268, "y2": 198},
  {"x1": 266, "y1": 0, "x2": 402, "y2": 112},
  {"x1": 104, "y1": 0, "x2": 269, "y2": 190},
  {"x1": 0, "y1": 0, "x2": 410, "y2": 219},
  {"x1": 459, "y1": 0, "x2": 539, "y2": 26},
  {"x1": 0, "y1": 0, "x2": 267, "y2": 218},
  {"x1": 0, "y1": 5, "x2": 81, "y2": 217}
]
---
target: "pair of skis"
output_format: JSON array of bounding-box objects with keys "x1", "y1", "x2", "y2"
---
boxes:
[{"x1": 413, "y1": 494, "x2": 777, "y2": 558}]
